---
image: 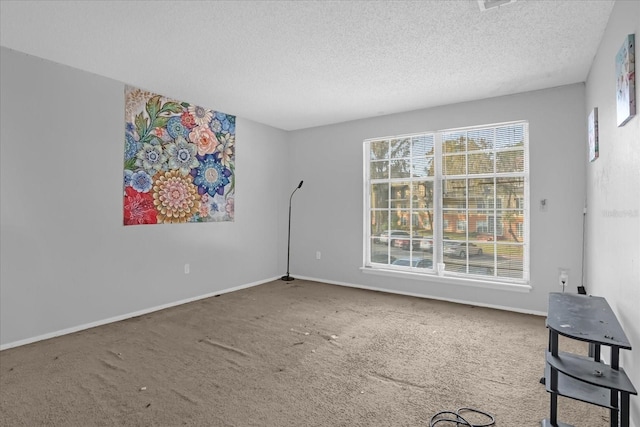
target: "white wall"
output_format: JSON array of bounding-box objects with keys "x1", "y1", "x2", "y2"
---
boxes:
[
  {"x1": 0, "y1": 47, "x2": 288, "y2": 349},
  {"x1": 585, "y1": 1, "x2": 640, "y2": 425},
  {"x1": 287, "y1": 84, "x2": 587, "y2": 315}
]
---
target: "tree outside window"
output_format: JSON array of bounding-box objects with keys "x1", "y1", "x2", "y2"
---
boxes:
[{"x1": 365, "y1": 122, "x2": 528, "y2": 284}]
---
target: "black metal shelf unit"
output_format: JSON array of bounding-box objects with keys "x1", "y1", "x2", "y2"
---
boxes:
[{"x1": 542, "y1": 292, "x2": 637, "y2": 427}]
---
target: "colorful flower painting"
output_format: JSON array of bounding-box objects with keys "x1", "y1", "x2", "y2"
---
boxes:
[{"x1": 124, "y1": 86, "x2": 235, "y2": 225}]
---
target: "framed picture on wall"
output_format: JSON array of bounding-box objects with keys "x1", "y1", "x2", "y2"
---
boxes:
[
  {"x1": 123, "y1": 85, "x2": 236, "y2": 226},
  {"x1": 616, "y1": 34, "x2": 635, "y2": 127},
  {"x1": 588, "y1": 108, "x2": 598, "y2": 162}
]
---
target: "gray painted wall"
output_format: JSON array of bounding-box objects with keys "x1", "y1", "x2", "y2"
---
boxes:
[
  {"x1": 585, "y1": 2, "x2": 640, "y2": 425},
  {"x1": 0, "y1": 47, "x2": 288, "y2": 348},
  {"x1": 286, "y1": 83, "x2": 587, "y2": 315}
]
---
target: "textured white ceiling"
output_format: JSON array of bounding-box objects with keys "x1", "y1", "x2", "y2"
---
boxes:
[{"x1": 0, "y1": 0, "x2": 614, "y2": 130}]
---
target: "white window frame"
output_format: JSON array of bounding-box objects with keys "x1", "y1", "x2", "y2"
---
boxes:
[{"x1": 362, "y1": 121, "x2": 530, "y2": 288}]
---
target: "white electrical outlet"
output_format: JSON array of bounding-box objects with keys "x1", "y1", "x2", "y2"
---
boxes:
[
  {"x1": 316, "y1": 251, "x2": 321, "y2": 260},
  {"x1": 184, "y1": 263, "x2": 190, "y2": 275},
  {"x1": 558, "y1": 268, "x2": 568, "y2": 289}
]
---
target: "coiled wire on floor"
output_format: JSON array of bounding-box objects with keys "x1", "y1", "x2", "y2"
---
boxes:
[{"x1": 429, "y1": 407, "x2": 495, "y2": 427}]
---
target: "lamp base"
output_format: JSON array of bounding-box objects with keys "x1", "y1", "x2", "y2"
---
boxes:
[{"x1": 281, "y1": 275, "x2": 295, "y2": 281}]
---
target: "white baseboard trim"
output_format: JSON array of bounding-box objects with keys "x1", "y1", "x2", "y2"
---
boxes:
[
  {"x1": 0, "y1": 276, "x2": 279, "y2": 351},
  {"x1": 293, "y1": 274, "x2": 547, "y2": 317}
]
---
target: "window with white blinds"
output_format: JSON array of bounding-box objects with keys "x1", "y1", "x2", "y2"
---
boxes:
[{"x1": 364, "y1": 121, "x2": 529, "y2": 284}]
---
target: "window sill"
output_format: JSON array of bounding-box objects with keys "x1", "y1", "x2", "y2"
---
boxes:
[{"x1": 359, "y1": 266, "x2": 532, "y2": 293}]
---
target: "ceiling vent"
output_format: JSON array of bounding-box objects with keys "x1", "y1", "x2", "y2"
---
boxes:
[{"x1": 478, "y1": 0, "x2": 517, "y2": 11}]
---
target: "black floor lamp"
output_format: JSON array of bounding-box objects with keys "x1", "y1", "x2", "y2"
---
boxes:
[{"x1": 281, "y1": 180, "x2": 303, "y2": 281}]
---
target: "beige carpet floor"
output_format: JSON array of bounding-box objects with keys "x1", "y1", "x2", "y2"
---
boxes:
[{"x1": 0, "y1": 280, "x2": 608, "y2": 426}]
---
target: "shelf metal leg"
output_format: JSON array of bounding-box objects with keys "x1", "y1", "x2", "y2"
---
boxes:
[
  {"x1": 550, "y1": 331, "x2": 559, "y2": 356},
  {"x1": 611, "y1": 347, "x2": 620, "y2": 369},
  {"x1": 550, "y1": 392, "x2": 558, "y2": 425},
  {"x1": 549, "y1": 331, "x2": 559, "y2": 425},
  {"x1": 610, "y1": 348, "x2": 620, "y2": 427},
  {"x1": 621, "y1": 392, "x2": 630, "y2": 427},
  {"x1": 610, "y1": 396, "x2": 618, "y2": 427},
  {"x1": 592, "y1": 343, "x2": 601, "y2": 362}
]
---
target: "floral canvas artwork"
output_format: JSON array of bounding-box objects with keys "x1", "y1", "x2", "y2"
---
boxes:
[
  {"x1": 616, "y1": 34, "x2": 635, "y2": 127},
  {"x1": 124, "y1": 86, "x2": 235, "y2": 225}
]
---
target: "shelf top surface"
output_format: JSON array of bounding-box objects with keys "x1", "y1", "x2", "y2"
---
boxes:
[{"x1": 547, "y1": 293, "x2": 631, "y2": 349}]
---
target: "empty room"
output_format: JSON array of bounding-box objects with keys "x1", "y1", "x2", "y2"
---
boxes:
[{"x1": 1, "y1": 1, "x2": 638, "y2": 426}]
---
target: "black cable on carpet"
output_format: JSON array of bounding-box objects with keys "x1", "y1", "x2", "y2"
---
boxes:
[{"x1": 429, "y1": 407, "x2": 495, "y2": 426}]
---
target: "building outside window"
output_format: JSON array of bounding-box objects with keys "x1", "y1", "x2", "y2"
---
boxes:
[{"x1": 365, "y1": 121, "x2": 529, "y2": 284}]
